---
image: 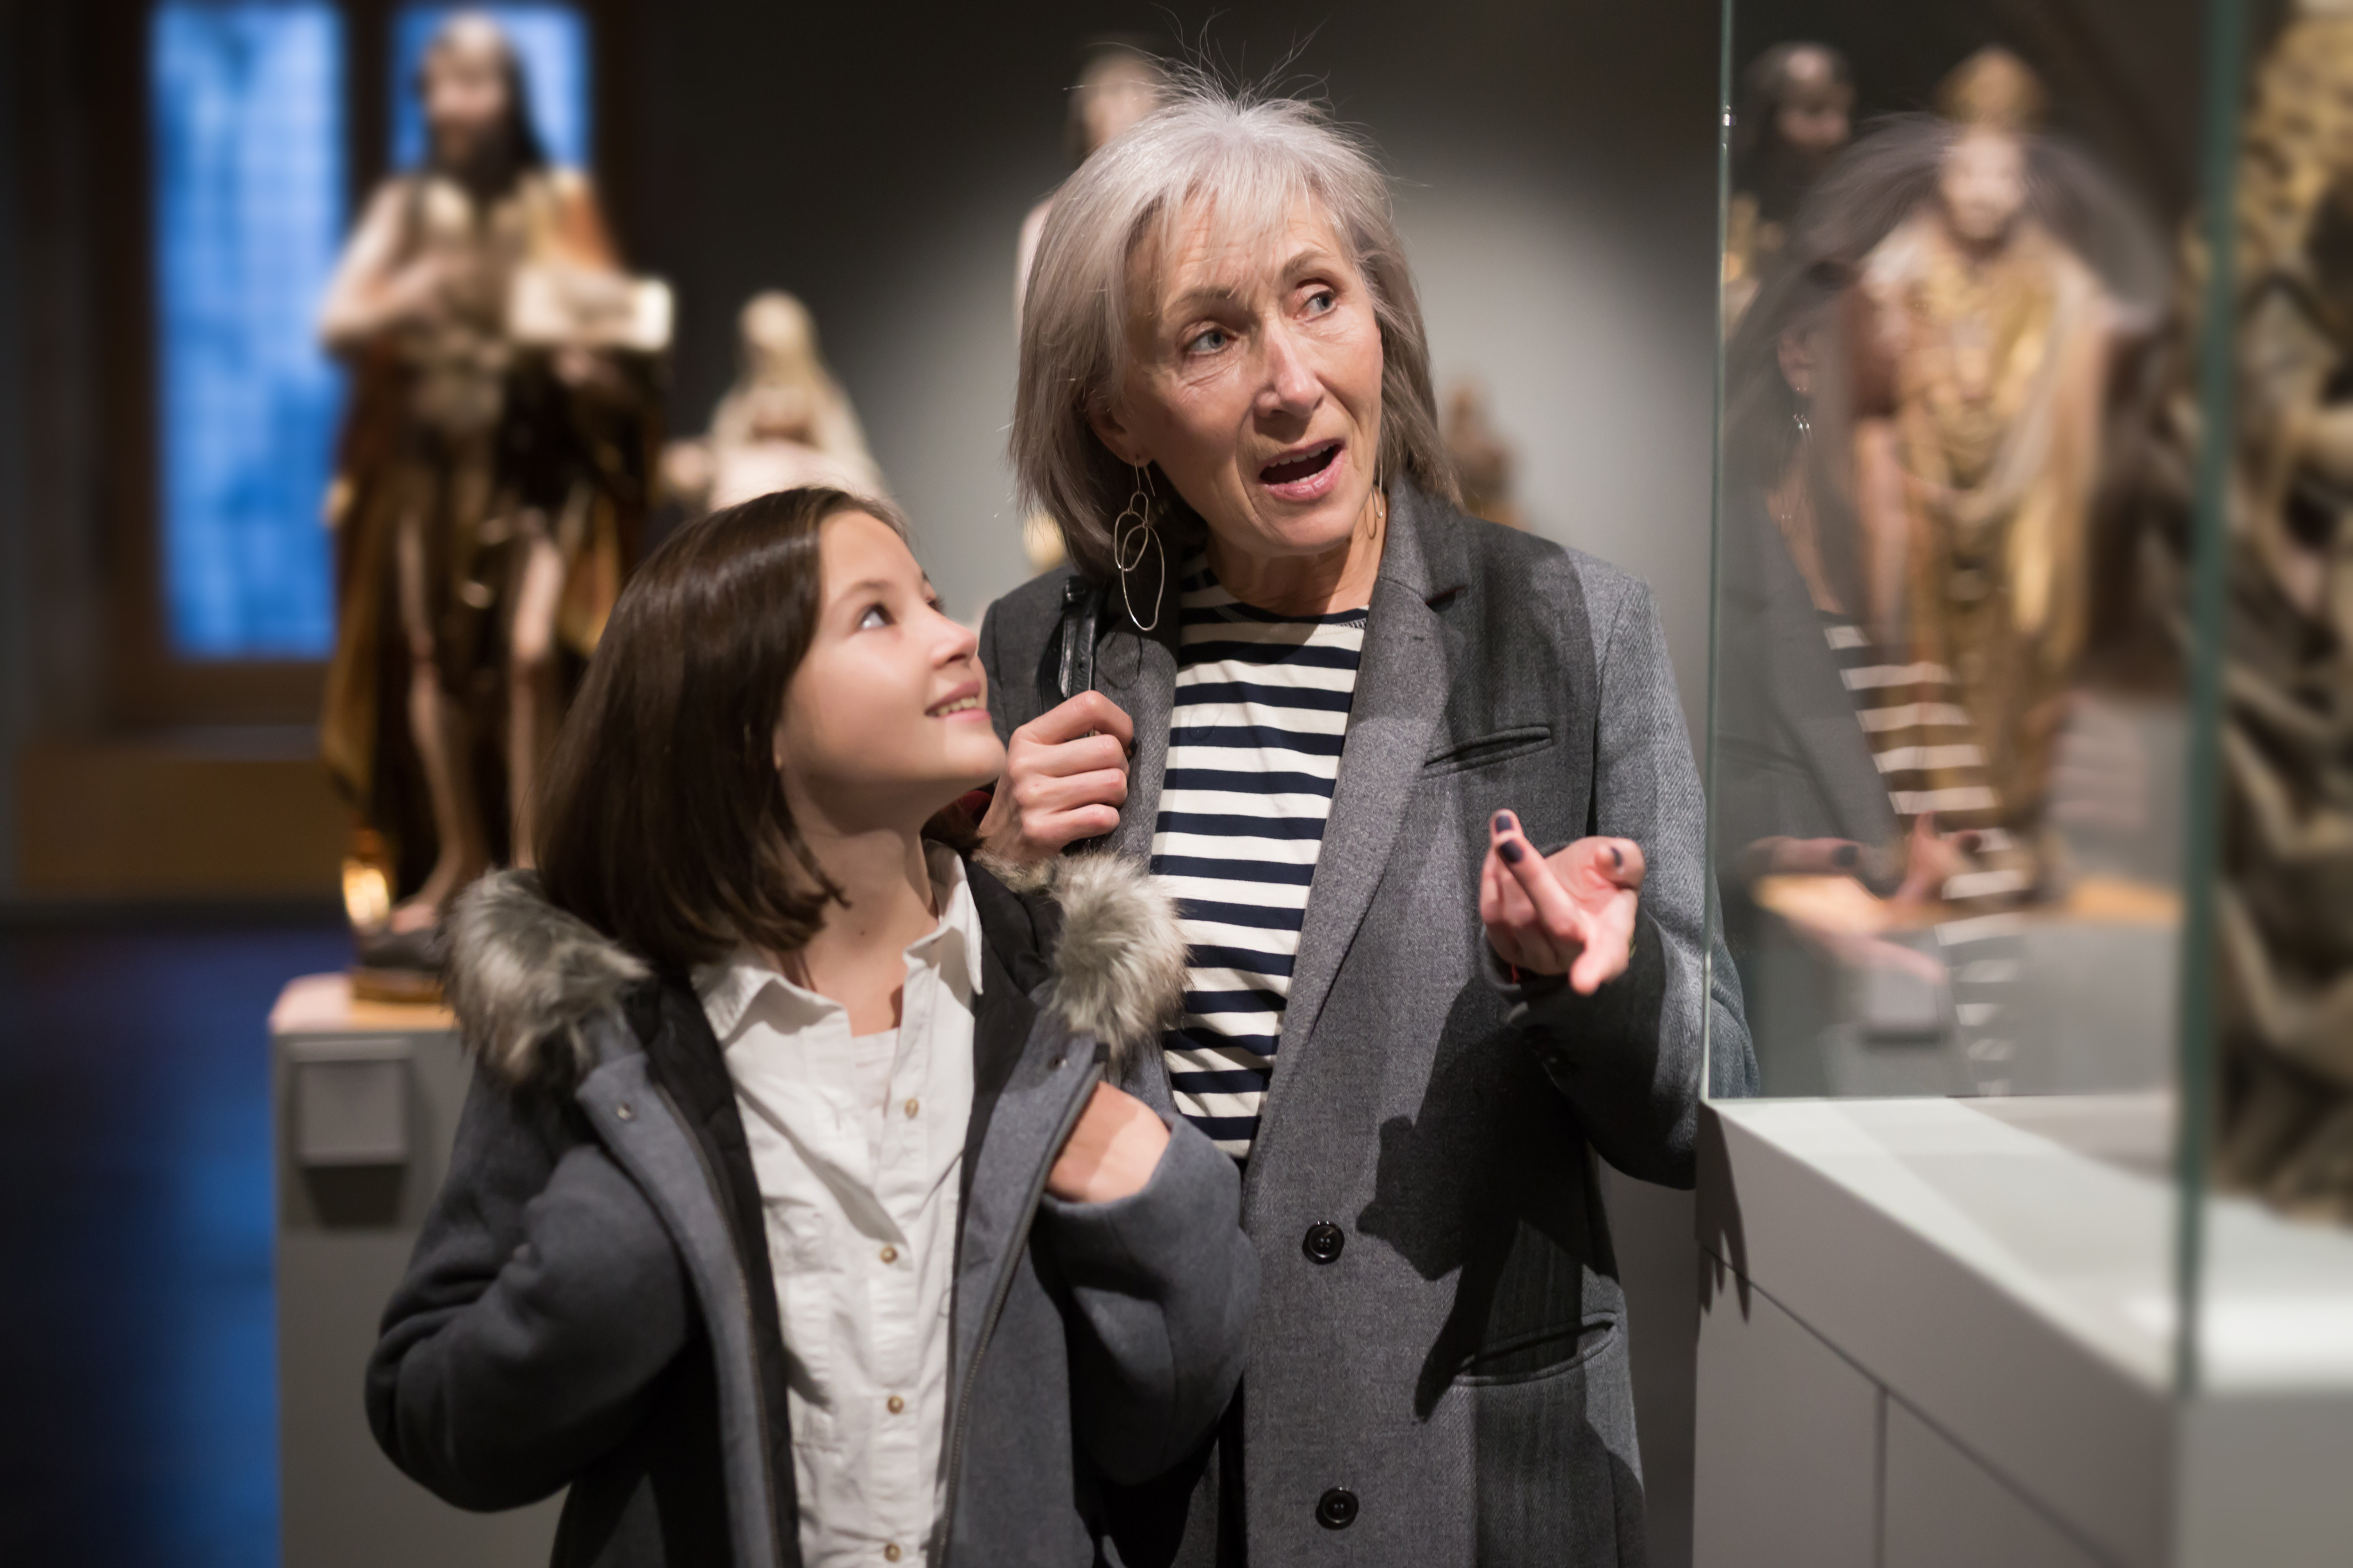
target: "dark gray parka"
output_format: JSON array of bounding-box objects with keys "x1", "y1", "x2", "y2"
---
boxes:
[
  {"x1": 978, "y1": 480, "x2": 1757, "y2": 1567},
  {"x1": 367, "y1": 853, "x2": 1258, "y2": 1567}
]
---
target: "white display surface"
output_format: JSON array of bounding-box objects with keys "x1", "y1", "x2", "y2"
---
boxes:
[{"x1": 1697, "y1": 1096, "x2": 2353, "y2": 1567}]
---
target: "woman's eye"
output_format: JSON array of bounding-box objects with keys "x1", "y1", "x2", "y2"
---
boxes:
[
  {"x1": 1304, "y1": 287, "x2": 1337, "y2": 316},
  {"x1": 1185, "y1": 326, "x2": 1231, "y2": 355},
  {"x1": 858, "y1": 604, "x2": 890, "y2": 629}
]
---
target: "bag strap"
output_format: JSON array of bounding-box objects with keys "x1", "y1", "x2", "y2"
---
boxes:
[{"x1": 1053, "y1": 575, "x2": 1101, "y2": 704}]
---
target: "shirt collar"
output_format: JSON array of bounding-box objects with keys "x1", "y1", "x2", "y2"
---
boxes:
[{"x1": 693, "y1": 844, "x2": 984, "y2": 1042}]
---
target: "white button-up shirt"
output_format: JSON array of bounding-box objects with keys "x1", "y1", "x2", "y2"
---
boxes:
[{"x1": 697, "y1": 846, "x2": 982, "y2": 1568}]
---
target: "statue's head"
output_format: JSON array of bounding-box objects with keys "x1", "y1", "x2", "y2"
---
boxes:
[
  {"x1": 1066, "y1": 45, "x2": 1168, "y2": 167},
  {"x1": 1932, "y1": 47, "x2": 2042, "y2": 249},
  {"x1": 419, "y1": 13, "x2": 545, "y2": 182},
  {"x1": 1937, "y1": 128, "x2": 2029, "y2": 248}
]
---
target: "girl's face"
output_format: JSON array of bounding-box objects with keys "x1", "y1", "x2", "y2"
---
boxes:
[{"x1": 773, "y1": 513, "x2": 1004, "y2": 832}]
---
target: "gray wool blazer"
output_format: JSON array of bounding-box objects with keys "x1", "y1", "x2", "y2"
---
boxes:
[{"x1": 978, "y1": 478, "x2": 1756, "y2": 1568}]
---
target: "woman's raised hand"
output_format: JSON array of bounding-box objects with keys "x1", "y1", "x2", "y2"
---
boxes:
[
  {"x1": 977, "y1": 691, "x2": 1135, "y2": 866},
  {"x1": 1479, "y1": 810, "x2": 1646, "y2": 994}
]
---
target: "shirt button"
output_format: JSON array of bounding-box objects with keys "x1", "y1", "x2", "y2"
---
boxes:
[
  {"x1": 1316, "y1": 1487, "x2": 1359, "y2": 1529},
  {"x1": 884, "y1": 1546, "x2": 903, "y2": 1563},
  {"x1": 1303, "y1": 1222, "x2": 1346, "y2": 1264},
  {"x1": 888, "y1": 1394, "x2": 906, "y2": 1414},
  {"x1": 880, "y1": 1245, "x2": 899, "y2": 1265},
  {"x1": 904, "y1": 1097, "x2": 920, "y2": 1118}
]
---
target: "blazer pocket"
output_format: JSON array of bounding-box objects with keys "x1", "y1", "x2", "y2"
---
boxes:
[{"x1": 1423, "y1": 724, "x2": 1554, "y2": 777}]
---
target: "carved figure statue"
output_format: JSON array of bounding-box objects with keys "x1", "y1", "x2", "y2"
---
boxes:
[
  {"x1": 662, "y1": 291, "x2": 883, "y2": 517},
  {"x1": 1442, "y1": 382, "x2": 1526, "y2": 531},
  {"x1": 2180, "y1": 3, "x2": 2353, "y2": 1220},
  {"x1": 1724, "y1": 42, "x2": 1855, "y2": 330},
  {"x1": 318, "y1": 12, "x2": 666, "y2": 990},
  {"x1": 1014, "y1": 42, "x2": 1168, "y2": 571},
  {"x1": 1850, "y1": 49, "x2": 2122, "y2": 893}
]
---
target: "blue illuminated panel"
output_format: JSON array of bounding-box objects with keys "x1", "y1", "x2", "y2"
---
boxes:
[
  {"x1": 152, "y1": 3, "x2": 345, "y2": 660},
  {"x1": 391, "y1": 6, "x2": 590, "y2": 172}
]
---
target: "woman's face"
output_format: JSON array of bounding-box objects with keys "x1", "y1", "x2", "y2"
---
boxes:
[
  {"x1": 1095, "y1": 198, "x2": 1387, "y2": 567},
  {"x1": 774, "y1": 513, "x2": 1004, "y2": 832}
]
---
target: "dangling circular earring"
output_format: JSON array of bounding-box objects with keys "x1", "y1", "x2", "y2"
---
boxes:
[{"x1": 1112, "y1": 462, "x2": 1166, "y2": 633}]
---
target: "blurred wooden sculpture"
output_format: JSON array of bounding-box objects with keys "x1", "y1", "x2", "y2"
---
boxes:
[
  {"x1": 662, "y1": 291, "x2": 883, "y2": 516},
  {"x1": 2173, "y1": 4, "x2": 2353, "y2": 1220},
  {"x1": 1850, "y1": 49, "x2": 2122, "y2": 894},
  {"x1": 1443, "y1": 382, "x2": 1526, "y2": 531},
  {"x1": 1014, "y1": 42, "x2": 1168, "y2": 571},
  {"x1": 317, "y1": 12, "x2": 666, "y2": 994},
  {"x1": 1724, "y1": 42, "x2": 1854, "y2": 330}
]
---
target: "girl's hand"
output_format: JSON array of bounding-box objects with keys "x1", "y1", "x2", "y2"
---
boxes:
[
  {"x1": 1479, "y1": 810, "x2": 1646, "y2": 994},
  {"x1": 1046, "y1": 1083, "x2": 1169, "y2": 1204},
  {"x1": 978, "y1": 691, "x2": 1134, "y2": 865}
]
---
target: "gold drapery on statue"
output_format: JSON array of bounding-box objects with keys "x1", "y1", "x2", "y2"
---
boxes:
[{"x1": 321, "y1": 166, "x2": 660, "y2": 905}]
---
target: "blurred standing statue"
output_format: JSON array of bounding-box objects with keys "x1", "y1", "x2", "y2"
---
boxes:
[
  {"x1": 1851, "y1": 49, "x2": 2119, "y2": 889},
  {"x1": 1725, "y1": 42, "x2": 1855, "y2": 328},
  {"x1": 1014, "y1": 42, "x2": 1168, "y2": 570},
  {"x1": 662, "y1": 291, "x2": 883, "y2": 515},
  {"x1": 318, "y1": 12, "x2": 667, "y2": 991},
  {"x1": 1442, "y1": 381, "x2": 1526, "y2": 530},
  {"x1": 2182, "y1": 3, "x2": 2353, "y2": 1219}
]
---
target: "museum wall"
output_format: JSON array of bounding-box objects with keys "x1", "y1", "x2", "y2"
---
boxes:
[{"x1": 628, "y1": 0, "x2": 1727, "y2": 728}]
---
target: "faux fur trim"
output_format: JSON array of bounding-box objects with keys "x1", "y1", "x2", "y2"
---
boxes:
[
  {"x1": 991, "y1": 851, "x2": 1189, "y2": 1077},
  {"x1": 446, "y1": 853, "x2": 1186, "y2": 1089},
  {"x1": 445, "y1": 871, "x2": 649, "y2": 1087}
]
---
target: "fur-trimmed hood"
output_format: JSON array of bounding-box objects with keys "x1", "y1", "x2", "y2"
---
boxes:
[{"x1": 444, "y1": 852, "x2": 1187, "y2": 1089}]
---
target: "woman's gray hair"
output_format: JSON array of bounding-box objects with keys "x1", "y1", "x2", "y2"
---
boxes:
[{"x1": 1012, "y1": 78, "x2": 1457, "y2": 583}]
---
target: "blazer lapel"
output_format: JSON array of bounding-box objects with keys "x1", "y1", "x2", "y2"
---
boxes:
[{"x1": 1264, "y1": 484, "x2": 1463, "y2": 1115}]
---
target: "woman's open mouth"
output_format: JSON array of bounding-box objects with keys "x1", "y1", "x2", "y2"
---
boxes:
[{"x1": 1258, "y1": 440, "x2": 1345, "y2": 502}]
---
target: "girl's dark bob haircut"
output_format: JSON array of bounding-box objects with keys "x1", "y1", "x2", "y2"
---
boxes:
[{"x1": 534, "y1": 485, "x2": 916, "y2": 974}]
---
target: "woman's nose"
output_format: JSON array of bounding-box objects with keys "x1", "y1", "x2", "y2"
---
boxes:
[{"x1": 1257, "y1": 325, "x2": 1322, "y2": 417}]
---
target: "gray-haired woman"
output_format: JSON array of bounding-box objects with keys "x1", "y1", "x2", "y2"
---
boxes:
[{"x1": 977, "y1": 83, "x2": 1754, "y2": 1567}]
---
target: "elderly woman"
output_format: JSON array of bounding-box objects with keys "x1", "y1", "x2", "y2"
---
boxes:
[{"x1": 978, "y1": 85, "x2": 1753, "y2": 1565}]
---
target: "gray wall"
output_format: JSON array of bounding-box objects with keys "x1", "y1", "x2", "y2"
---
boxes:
[{"x1": 630, "y1": 0, "x2": 1724, "y2": 734}]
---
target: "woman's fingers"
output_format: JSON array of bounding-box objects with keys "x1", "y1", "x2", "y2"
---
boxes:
[
  {"x1": 1015, "y1": 729, "x2": 1128, "y2": 780},
  {"x1": 981, "y1": 693, "x2": 1137, "y2": 864},
  {"x1": 1018, "y1": 765, "x2": 1130, "y2": 815},
  {"x1": 1494, "y1": 819, "x2": 1591, "y2": 951},
  {"x1": 1024, "y1": 690, "x2": 1135, "y2": 750}
]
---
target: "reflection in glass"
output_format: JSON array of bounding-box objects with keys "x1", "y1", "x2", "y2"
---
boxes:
[
  {"x1": 152, "y1": 1, "x2": 346, "y2": 658},
  {"x1": 1713, "y1": 42, "x2": 2174, "y2": 1101}
]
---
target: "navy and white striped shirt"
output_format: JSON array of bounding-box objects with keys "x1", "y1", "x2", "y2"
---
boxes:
[{"x1": 1149, "y1": 560, "x2": 1365, "y2": 1159}]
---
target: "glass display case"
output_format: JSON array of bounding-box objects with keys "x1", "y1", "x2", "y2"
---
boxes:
[{"x1": 1694, "y1": 2, "x2": 2353, "y2": 1562}]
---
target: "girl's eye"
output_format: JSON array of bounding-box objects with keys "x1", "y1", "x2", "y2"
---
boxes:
[
  {"x1": 858, "y1": 604, "x2": 890, "y2": 630},
  {"x1": 1184, "y1": 325, "x2": 1231, "y2": 355}
]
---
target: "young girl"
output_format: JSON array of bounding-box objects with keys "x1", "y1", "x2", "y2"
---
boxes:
[{"x1": 368, "y1": 487, "x2": 1257, "y2": 1567}]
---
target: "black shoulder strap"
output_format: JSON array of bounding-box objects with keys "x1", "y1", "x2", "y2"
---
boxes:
[{"x1": 1053, "y1": 575, "x2": 1101, "y2": 704}]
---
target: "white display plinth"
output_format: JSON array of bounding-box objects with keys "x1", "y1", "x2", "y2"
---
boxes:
[
  {"x1": 271, "y1": 974, "x2": 561, "y2": 1568},
  {"x1": 1692, "y1": 1096, "x2": 2353, "y2": 1568}
]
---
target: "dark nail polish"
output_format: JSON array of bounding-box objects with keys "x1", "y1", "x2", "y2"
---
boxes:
[
  {"x1": 1833, "y1": 844, "x2": 1860, "y2": 869},
  {"x1": 1499, "y1": 840, "x2": 1524, "y2": 864},
  {"x1": 1494, "y1": 811, "x2": 1516, "y2": 834},
  {"x1": 1611, "y1": 846, "x2": 1624, "y2": 869}
]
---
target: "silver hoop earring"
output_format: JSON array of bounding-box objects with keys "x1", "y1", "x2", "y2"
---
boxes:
[{"x1": 1112, "y1": 464, "x2": 1166, "y2": 633}]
